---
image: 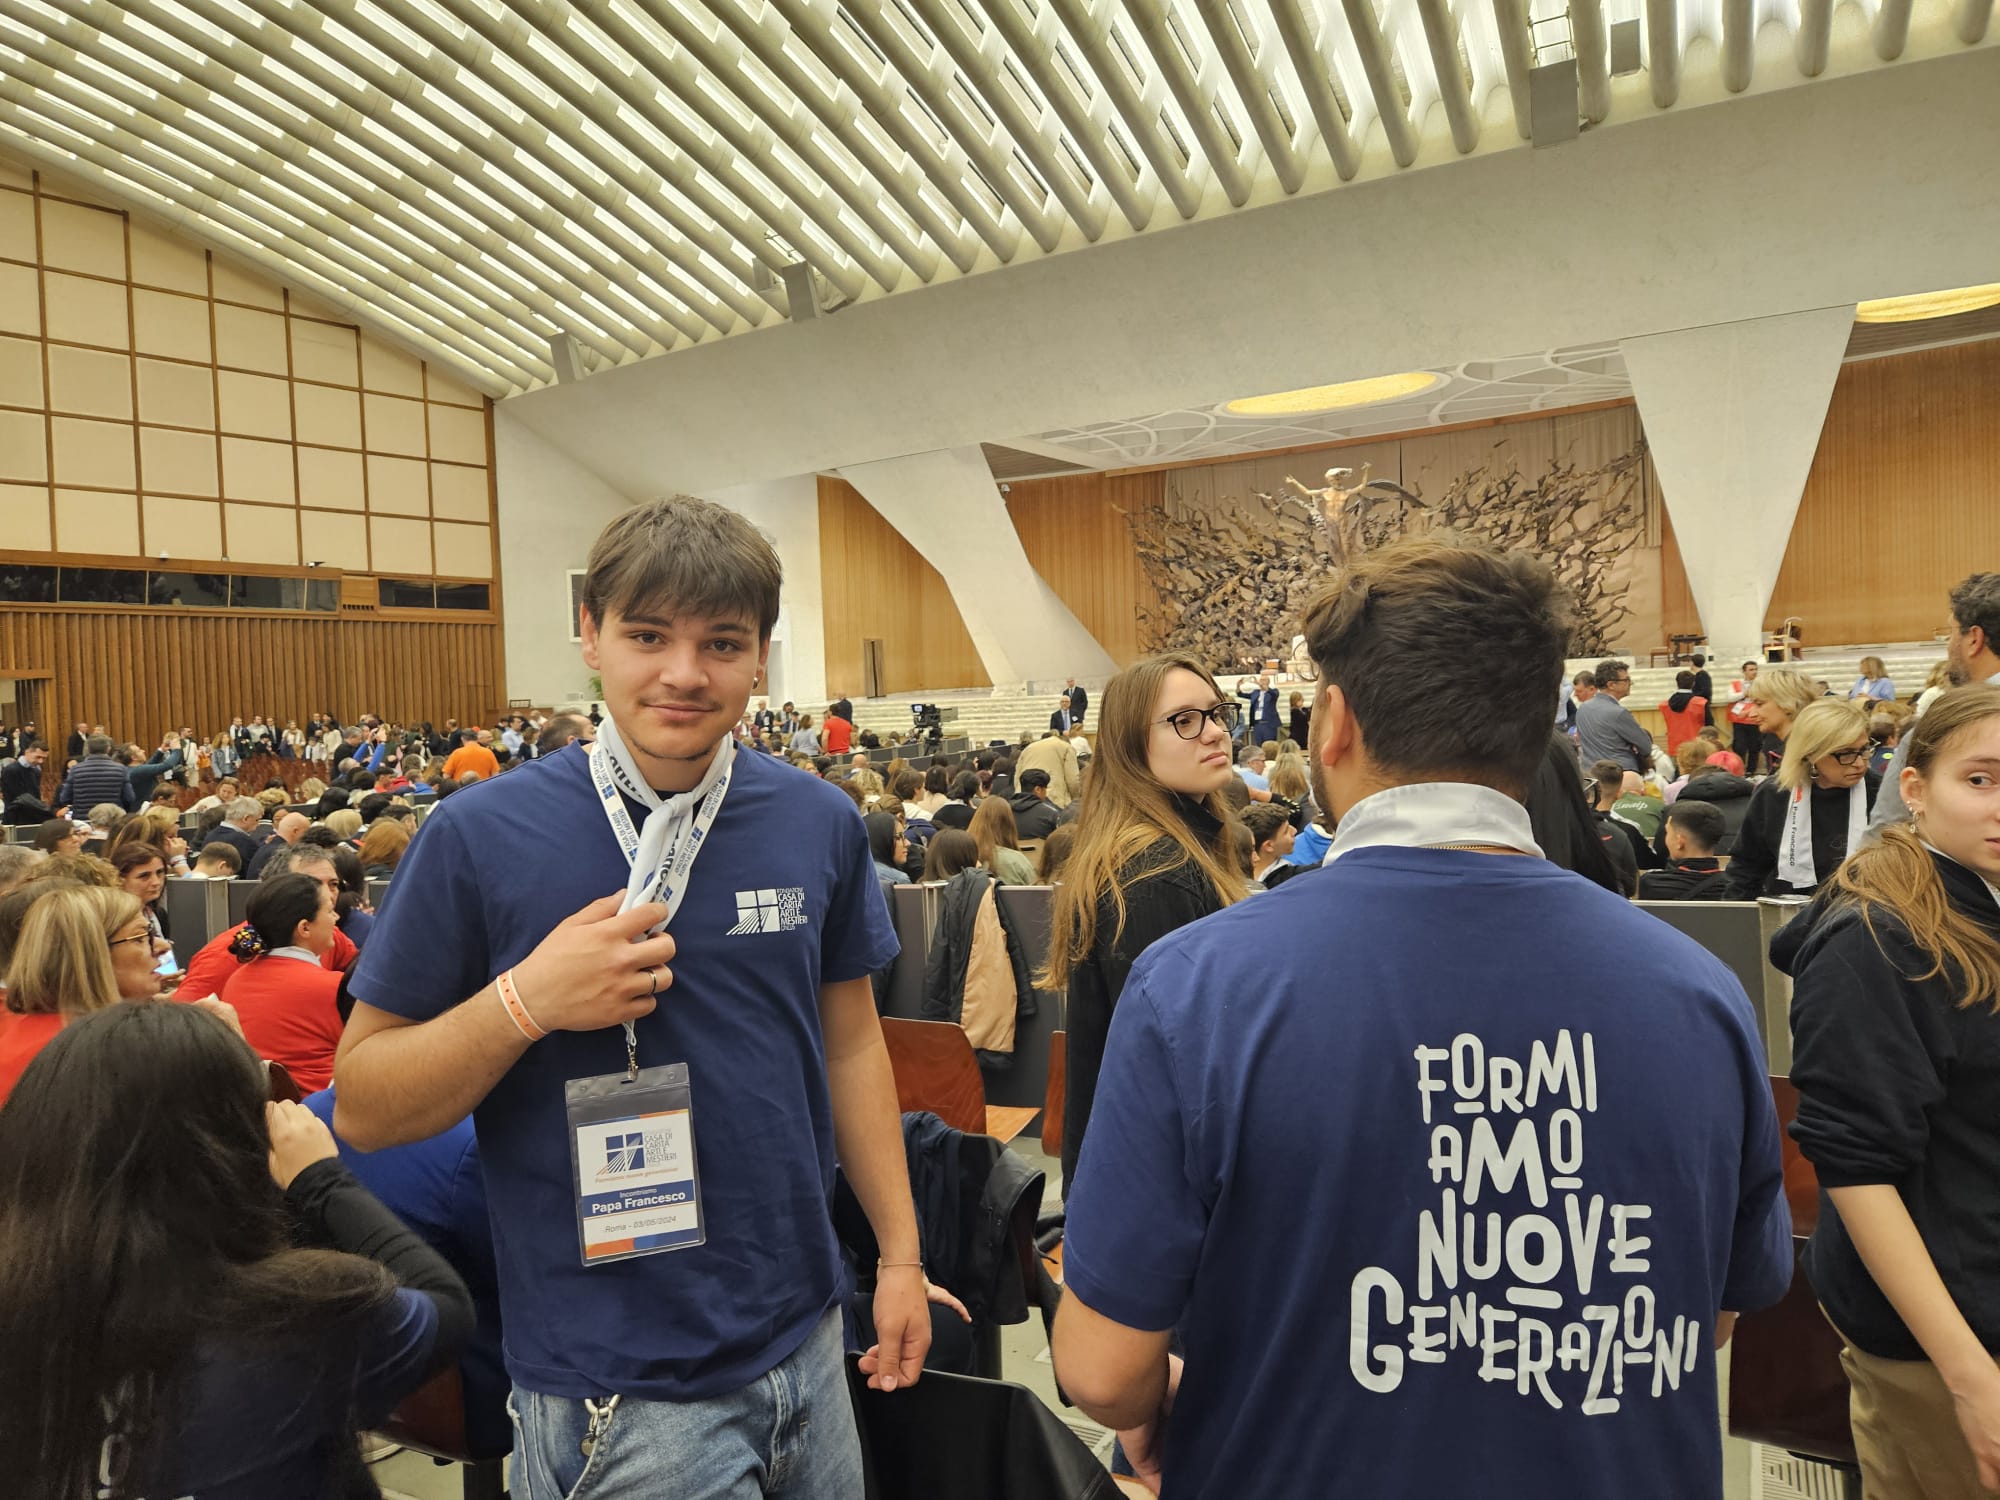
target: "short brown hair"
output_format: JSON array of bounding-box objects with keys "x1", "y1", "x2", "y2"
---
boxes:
[
  {"x1": 1300, "y1": 536, "x2": 1569, "y2": 794},
  {"x1": 581, "y1": 495, "x2": 782, "y2": 640}
]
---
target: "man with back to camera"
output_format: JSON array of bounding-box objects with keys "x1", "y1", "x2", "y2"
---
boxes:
[
  {"x1": 1872, "y1": 571, "x2": 2000, "y2": 832},
  {"x1": 333, "y1": 496, "x2": 931, "y2": 1499},
  {"x1": 1052, "y1": 536, "x2": 1792, "y2": 1498},
  {"x1": 1576, "y1": 658, "x2": 1655, "y2": 774},
  {"x1": 1637, "y1": 800, "x2": 1732, "y2": 901}
]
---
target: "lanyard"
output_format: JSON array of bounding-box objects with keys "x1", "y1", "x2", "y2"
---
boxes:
[{"x1": 588, "y1": 717, "x2": 734, "y2": 1073}]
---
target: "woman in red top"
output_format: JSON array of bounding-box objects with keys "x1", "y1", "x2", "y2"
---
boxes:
[
  {"x1": 219, "y1": 873, "x2": 345, "y2": 1092},
  {"x1": 0, "y1": 885, "x2": 165, "y2": 1104}
]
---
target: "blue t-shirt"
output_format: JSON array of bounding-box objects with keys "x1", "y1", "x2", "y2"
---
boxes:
[
  {"x1": 348, "y1": 742, "x2": 898, "y2": 1401},
  {"x1": 1064, "y1": 848, "x2": 1792, "y2": 1500}
]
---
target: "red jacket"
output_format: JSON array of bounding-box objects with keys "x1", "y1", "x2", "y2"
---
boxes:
[
  {"x1": 219, "y1": 954, "x2": 344, "y2": 1093},
  {"x1": 181, "y1": 922, "x2": 356, "y2": 1005},
  {"x1": 0, "y1": 1010, "x2": 63, "y2": 1107},
  {"x1": 1658, "y1": 695, "x2": 1710, "y2": 753}
]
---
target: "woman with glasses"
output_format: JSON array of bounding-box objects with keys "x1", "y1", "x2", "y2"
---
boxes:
[
  {"x1": 0, "y1": 885, "x2": 168, "y2": 1104},
  {"x1": 1727, "y1": 698, "x2": 1880, "y2": 898},
  {"x1": 1042, "y1": 652, "x2": 1244, "y2": 1190}
]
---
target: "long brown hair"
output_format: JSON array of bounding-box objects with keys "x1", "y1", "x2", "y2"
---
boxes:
[
  {"x1": 968, "y1": 796, "x2": 1021, "y2": 873},
  {"x1": 1042, "y1": 652, "x2": 1240, "y2": 988},
  {"x1": 1828, "y1": 684, "x2": 2000, "y2": 1011}
]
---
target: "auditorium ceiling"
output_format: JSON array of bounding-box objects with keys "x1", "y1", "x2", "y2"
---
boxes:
[{"x1": 0, "y1": 0, "x2": 1989, "y2": 399}]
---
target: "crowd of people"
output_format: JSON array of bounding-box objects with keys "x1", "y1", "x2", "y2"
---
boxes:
[{"x1": 0, "y1": 492, "x2": 1995, "y2": 1500}]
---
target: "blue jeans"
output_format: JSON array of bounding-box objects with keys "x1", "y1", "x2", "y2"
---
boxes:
[{"x1": 507, "y1": 1307, "x2": 861, "y2": 1500}]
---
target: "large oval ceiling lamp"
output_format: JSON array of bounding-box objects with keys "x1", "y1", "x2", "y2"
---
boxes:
[
  {"x1": 1224, "y1": 371, "x2": 1442, "y2": 416},
  {"x1": 1855, "y1": 283, "x2": 2000, "y2": 323}
]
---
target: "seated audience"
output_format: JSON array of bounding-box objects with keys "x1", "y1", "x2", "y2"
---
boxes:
[
  {"x1": 325, "y1": 842, "x2": 375, "y2": 950},
  {"x1": 0, "y1": 884, "x2": 167, "y2": 1102},
  {"x1": 1587, "y1": 760, "x2": 1654, "y2": 876},
  {"x1": 180, "y1": 844, "x2": 353, "y2": 1002},
  {"x1": 1663, "y1": 739, "x2": 1711, "y2": 803},
  {"x1": 0, "y1": 845, "x2": 42, "y2": 897},
  {"x1": 1007, "y1": 767, "x2": 1061, "y2": 840},
  {"x1": 1241, "y1": 802, "x2": 1295, "y2": 888},
  {"x1": 0, "y1": 741, "x2": 52, "y2": 824},
  {"x1": 969, "y1": 796, "x2": 1038, "y2": 886},
  {"x1": 1233, "y1": 744, "x2": 1272, "y2": 801},
  {"x1": 1848, "y1": 654, "x2": 1897, "y2": 703},
  {"x1": 245, "y1": 810, "x2": 310, "y2": 880},
  {"x1": 440, "y1": 729, "x2": 500, "y2": 783},
  {"x1": 324, "y1": 807, "x2": 364, "y2": 843},
  {"x1": 190, "y1": 841, "x2": 243, "y2": 879},
  {"x1": 1051, "y1": 537, "x2": 1789, "y2": 1500},
  {"x1": 208, "y1": 797, "x2": 264, "y2": 871},
  {"x1": 32, "y1": 818, "x2": 86, "y2": 856},
  {"x1": 1673, "y1": 753, "x2": 1754, "y2": 856},
  {"x1": 1727, "y1": 698, "x2": 1878, "y2": 899},
  {"x1": 0, "y1": 1002, "x2": 473, "y2": 1497},
  {"x1": 865, "y1": 811, "x2": 911, "y2": 898},
  {"x1": 187, "y1": 776, "x2": 241, "y2": 818},
  {"x1": 887, "y1": 768, "x2": 926, "y2": 823},
  {"x1": 358, "y1": 817, "x2": 411, "y2": 880},
  {"x1": 1868, "y1": 713, "x2": 1900, "y2": 777},
  {"x1": 1017, "y1": 732, "x2": 1083, "y2": 809},
  {"x1": 221, "y1": 873, "x2": 348, "y2": 1092},
  {"x1": 1639, "y1": 800, "x2": 1732, "y2": 900},
  {"x1": 106, "y1": 805, "x2": 191, "y2": 875},
  {"x1": 1612, "y1": 770, "x2": 1666, "y2": 841},
  {"x1": 1526, "y1": 733, "x2": 1632, "y2": 896},
  {"x1": 111, "y1": 841, "x2": 172, "y2": 947},
  {"x1": 1777, "y1": 684, "x2": 2000, "y2": 1496},
  {"x1": 84, "y1": 802, "x2": 130, "y2": 851},
  {"x1": 917, "y1": 763, "x2": 952, "y2": 815},
  {"x1": 920, "y1": 828, "x2": 982, "y2": 882},
  {"x1": 932, "y1": 772, "x2": 980, "y2": 831},
  {"x1": 1036, "y1": 823, "x2": 1076, "y2": 883}
]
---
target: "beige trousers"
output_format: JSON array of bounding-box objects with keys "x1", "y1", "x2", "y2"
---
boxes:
[{"x1": 1842, "y1": 1342, "x2": 1997, "y2": 1500}]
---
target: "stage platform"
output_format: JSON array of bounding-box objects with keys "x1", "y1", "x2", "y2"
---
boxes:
[{"x1": 841, "y1": 644, "x2": 1948, "y2": 752}]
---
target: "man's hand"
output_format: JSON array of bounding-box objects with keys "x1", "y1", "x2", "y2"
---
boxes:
[
  {"x1": 1950, "y1": 1361, "x2": 2000, "y2": 1491},
  {"x1": 1116, "y1": 1354, "x2": 1182, "y2": 1495},
  {"x1": 857, "y1": 1262, "x2": 934, "y2": 1391},
  {"x1": 509, "y1": 893, "x2": 677, "y2": 1034}
]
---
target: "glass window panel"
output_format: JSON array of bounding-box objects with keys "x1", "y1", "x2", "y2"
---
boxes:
[
  {"x1": 230, "y1": 574, "x2": 306, "y2": 610},
  {"x1": 60, "y1": 568, "x2": 146, "y2": 605},
  {"x1": 305, "y1": 578, "x2": 339, "y2": 614},
  {"x1": 378, "y1": 577, "x2": 435, "y2": 608},
  {"x1": 0, "y1": 564, "x2": 57, "y2": 604},
  {"x1": 148, "y1": 571, "x2": 231, "y2": 608},
  {"x1": 434, "y1": 582, "x2": 491, "y2": 611}
]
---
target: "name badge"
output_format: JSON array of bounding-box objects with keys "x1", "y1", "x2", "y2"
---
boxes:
[{"x1": 565, "y1": 1063, "x2": 705, "y2": 1266}]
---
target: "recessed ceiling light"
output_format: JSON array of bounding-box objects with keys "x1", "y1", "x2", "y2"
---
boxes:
[
  {"x1": 1223, "y1": 371, "x2": 1441, "y2": 416},
  {"x1": 1855, "y1": 283, "x2": 2000, "y2": 324}
]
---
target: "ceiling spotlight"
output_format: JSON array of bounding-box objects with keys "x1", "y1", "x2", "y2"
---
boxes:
[
  {"x1": 1223, "y1": 371, "x2": 1442, "y2": 417},
  {"x1": 1855, "y1": 283, "x2": 2000, "y2": 323}
]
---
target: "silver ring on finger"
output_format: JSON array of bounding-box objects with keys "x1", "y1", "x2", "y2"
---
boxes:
[{"x1": 647, "y1": 966, "x2": 662, "y2": 997}]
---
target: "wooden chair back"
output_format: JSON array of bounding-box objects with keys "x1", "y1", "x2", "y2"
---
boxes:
[
  {"x1": 879, "y1": 1017, "x2": 986, "y2": 1135},
  {"x1": 1042, "y1": 1031, "x2": 1066, "y2": 1158},
  {"x1": 1725, "y1": 1075, "x2": 1854, "y2": 1466}
]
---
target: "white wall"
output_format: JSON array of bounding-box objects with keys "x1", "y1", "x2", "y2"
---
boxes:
[
  {"x1": 493, "y1": 407, "x2": 637, "y2": 705},
  {"x1": 702, "y1": 474, "x2": 828, "y2": 710}
]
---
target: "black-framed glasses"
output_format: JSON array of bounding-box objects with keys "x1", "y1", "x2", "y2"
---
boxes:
[
  {"x1": 1158, "y1": 703, "x2": 1239, "y2": 739},
  {"x1": 1826, "y1": 747, "x2": 1870, "y2": 767}
]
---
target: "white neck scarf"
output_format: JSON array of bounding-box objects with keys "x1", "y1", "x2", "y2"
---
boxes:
[
  {"x1": 589, "y1": 716, "x2": 735, "y2": 1065},
  {"x1": 1324, "y1": 782, "x2": 1543, "y2": 865},
  {"x1": 1777, "y1": 777, "x2": 1865, "y2": 890}
]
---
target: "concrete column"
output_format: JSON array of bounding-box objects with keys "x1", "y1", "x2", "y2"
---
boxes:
[
  {"x1": 1621, "y1": 308, "x2": 1854, "y2": 662},
  {"x1": 836, "y1": 447, "x2": 1117, "y2": 689},
  {"x1": 704, "y1": 474, "x2": 827, "y2": 710}
]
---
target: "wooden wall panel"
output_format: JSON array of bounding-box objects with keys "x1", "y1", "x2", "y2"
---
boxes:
[
  {"x1": 1661, "y1": 341, "x2": 2000, "y2": 643},
  {"x1": 816, "y1": 477, "x2": 989, "y2": 695},
  {"x1": 1004, "y1": 471, "x2": 1163, "y2": 666},
  {"x1": 0, "y1": 606, "x2": 502, "y2": 748}
]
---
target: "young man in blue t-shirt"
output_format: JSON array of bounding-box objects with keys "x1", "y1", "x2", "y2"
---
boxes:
[
  {"x1": 1053, "y1": 536, "x2": 1794, "y2": 1498},
  {"x1": 335, "y1": 497, "x2": 930, "y2": 1499}
]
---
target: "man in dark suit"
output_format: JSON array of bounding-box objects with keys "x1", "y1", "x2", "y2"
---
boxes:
[
  {"x1": 1065, "y1": 678, "x2": 1088, "y2": 727},
  {"x1": 829, "y1": 691, "x2": 853, "y2": 723},
  {"x1": 1049, "y1": 695, "x2": 1077, "y2": 736},
  {"x1": 752, "y1": 699, "x2": 779, "y2": 735},
  {"x1": 210, "y1": 796, "x2": 264, "y2": 872},
  {"x1": 1, "y1": 742, "x2": 52, "y2": 824},
  {"x1": 1236, "y1": 673, "x2": 1280, "y2": 743}
]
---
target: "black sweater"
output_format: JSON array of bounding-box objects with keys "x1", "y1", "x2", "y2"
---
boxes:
[
  {"x1": 1775, "y1": 854, "x2": 2000, "y2": 1359},
  {"x1": 1060, "y1": 797, "x2": 1228, "y2": 1191},
  {"x1": 1723, "y1": 772, "x2": 1880, "y2": 899}
]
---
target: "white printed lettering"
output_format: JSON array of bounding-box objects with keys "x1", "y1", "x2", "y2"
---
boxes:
[
  {"x1": 1349, "y1": 1268, "x2": 1405, "y2": 1393},
  {"x1": 1608, "y1": 1204, "x2": 1654, "y2": 1272}
]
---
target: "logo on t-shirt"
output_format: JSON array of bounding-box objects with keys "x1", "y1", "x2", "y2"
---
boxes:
[{"x1": 726, "y1": 888, "x2": 807, "y2": 935}]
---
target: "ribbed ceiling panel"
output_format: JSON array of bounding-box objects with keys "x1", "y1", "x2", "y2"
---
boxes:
[{"x1": 0, "y1": 0, "x2": 1985, "y2": 395}]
